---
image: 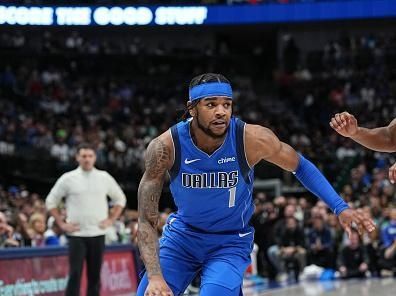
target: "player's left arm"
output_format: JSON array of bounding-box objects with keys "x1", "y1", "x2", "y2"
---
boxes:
[{"x1": 245, "y1": 124, "x2": 376, "y2": 236}]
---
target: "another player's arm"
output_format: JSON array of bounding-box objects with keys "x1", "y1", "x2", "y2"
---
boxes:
[
  {"x1": 352, "y1": 118, "x2": 396, "y2": 152},
  {"x1": 137, "y1": 134, "x2": 173, "y2": 281},
  {"x1": 330, "y1": 112, "x2": 396, "y2": 152},
  {"x1": 331, "y1": 113, "x2": 396, "y2": 182},
  {"x1": 244, "y1": 124, "x2": 375, "y2": 236}
]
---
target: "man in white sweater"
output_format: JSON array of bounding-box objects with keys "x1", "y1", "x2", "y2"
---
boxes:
[{"x1": 46, "y1": 143, "x2": 126, "y2": 296}]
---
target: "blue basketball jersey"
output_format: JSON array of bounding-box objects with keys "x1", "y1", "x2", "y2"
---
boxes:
[{"x1": 169, "y1": 117, "x2": 254, "y2": 233}]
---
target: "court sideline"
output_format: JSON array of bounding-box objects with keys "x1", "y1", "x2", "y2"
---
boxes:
[{"x1": 243, "y1": 278, "x2": 396, "y2": 296}]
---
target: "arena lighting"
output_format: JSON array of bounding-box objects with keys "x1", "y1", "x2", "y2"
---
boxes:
[
  {"x1": 1, "y1": 1, "x2": 396, "y2": 26},
  {"x1": 0, "y1": 5, "x2": 207, "y2": 26},
  {"x1": 0, "y1": 6, "x2": 53, "y2": 25},
  {"x1": 56, "y1": 7, "x2": 91, "y2": 25},
  {"x1": 93, "y1": 7, "x2": 153, "y2": 25},
  {"x1": 155, "y1": 6, "x2": 207, "y2": 25}
]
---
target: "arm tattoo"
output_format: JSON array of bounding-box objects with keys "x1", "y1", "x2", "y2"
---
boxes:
[{"x1": 137, "y1": 138, "x2": 170, "y2": 278}]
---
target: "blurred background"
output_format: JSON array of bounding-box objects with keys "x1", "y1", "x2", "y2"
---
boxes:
[{"x1": 0, "y1": 0, "x2": 396, "y2": 295}]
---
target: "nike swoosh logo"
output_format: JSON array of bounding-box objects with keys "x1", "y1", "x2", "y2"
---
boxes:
[
  {"x1": 238, "y1": 232, "x2": 252, "y2": 238},
  {"x1": 184, "y1": 158, "x2": 201, "y2": 164}
]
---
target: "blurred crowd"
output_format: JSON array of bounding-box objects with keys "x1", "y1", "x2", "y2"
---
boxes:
[
  {"x1": 252, "y1": 193, "x2": 396, "y2": 281},
  {"x1": 1, "y1": 30, "x2": 394, "y2": 186},
  {"x1": 1, "y1": 28, "x2": 396, "y2": 280},
  {"x1": 0, "y1": 183, "x2": 173, "y2": 249},
  {"x1": 1, "y1": 182, "x2": 395, "y2": 281}
]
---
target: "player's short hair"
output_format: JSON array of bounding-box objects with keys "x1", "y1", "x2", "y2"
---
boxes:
[
  {"x1": 189, "y1": 73, "x2": 231, "y2": 90},
  {"x1": 180, "y1": 73, "x2": 231, "y2": 121},
  {"x1": 76, "y1": 142, "x2": 96, "y2": 154}
]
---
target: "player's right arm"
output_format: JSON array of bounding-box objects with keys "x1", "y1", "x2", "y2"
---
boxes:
[
  {"x1": 330, "y1": 112, "x2": 396, "y2": 153},
  {"x1": 137, "y1": 132, "x2": 174, "y2": 296}
]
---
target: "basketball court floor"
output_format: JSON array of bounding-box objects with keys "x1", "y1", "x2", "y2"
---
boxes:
[{"x1": 242, "y1": 278, "x2": 396, "y2": 296}]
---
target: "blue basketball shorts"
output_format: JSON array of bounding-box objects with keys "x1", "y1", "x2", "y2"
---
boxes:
[{"x1": 137, "y1": 215, "x2": 254, "y2": 296}]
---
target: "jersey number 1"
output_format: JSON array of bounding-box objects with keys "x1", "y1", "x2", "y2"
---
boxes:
[{"x1": 228, "y1": 187, "x2": 236, "y2": 208}]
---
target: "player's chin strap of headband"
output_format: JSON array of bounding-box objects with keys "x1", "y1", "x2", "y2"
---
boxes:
[{"x1": 189, "y1": 82, "x2": 233, "y2": 101}]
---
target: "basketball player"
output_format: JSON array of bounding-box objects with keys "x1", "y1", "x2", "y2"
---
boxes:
[
  {"x1": 330, "y1": 112, "x2": 396, "y2": 183},
  {"x1": 137, "y1": 74, "x2": 375, "y2": 296}
]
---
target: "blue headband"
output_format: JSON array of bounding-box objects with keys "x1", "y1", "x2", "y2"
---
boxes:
[{"x1": 189, "y1": 82, "x2": 233, "y2": 101}]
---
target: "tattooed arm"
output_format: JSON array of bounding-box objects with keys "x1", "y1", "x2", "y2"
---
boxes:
[{"x1": 137, "y1": 132, "x2": 174, "y2": 295}]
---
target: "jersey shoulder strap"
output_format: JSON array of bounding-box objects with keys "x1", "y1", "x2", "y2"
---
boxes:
[
  {"x1": 169, "y1": 124, "x2": 181, "y2": 180},
  {"x1": 235, "y1": 118, "x2": 251, "y2": 184}
]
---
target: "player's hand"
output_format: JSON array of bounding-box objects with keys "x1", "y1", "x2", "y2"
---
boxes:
[
  {"x1": 338, "y1": 208, "x2": 375, "y2": 237},
  {"x1": 389, "y1": 162, "x2": 396, "y2": 184},
  {"x1": 60, "y1": 222, "x2": 80, "y2": 233},
  {"x1": 329, "y1": 112, "x2": 359, "y2": 138},
  {"x1": 145, "y1": 275, "x2": 173, "y2": 296},
  {"x1": 99, "y1": 218, "x2": 114, "y2": 229}
]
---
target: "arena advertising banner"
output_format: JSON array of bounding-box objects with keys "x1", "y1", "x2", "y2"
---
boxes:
[
  {"x1": 0, "y1": 0, "x2": 396, "y2": 26},
  {"x1": 0, "y1": 246, "x2": 138, "y2": 296}
]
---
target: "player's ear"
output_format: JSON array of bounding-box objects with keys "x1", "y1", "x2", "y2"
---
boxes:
[{"x1": 187, "y1": 101, "x2": 196, "y2": 117}]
